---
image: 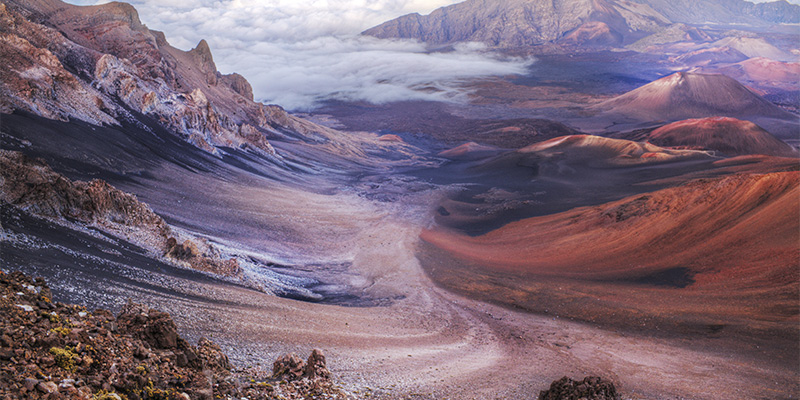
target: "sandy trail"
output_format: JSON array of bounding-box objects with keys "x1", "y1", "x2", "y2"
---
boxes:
[
  {"x1": 116, "y1": 184, "x2": 797, "y2": 399},
  {"x1": 3, "y1": 156, "x2": 795, "y2": 398}
]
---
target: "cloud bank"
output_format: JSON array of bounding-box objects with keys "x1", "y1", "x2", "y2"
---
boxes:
[{"x1": 65, "y1": 0, "x2": 532, "y2": 110}]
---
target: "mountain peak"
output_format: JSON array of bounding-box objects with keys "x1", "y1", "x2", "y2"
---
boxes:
[
  {"x1": 190, "y1": 39, "x2": 216, "y2": 72},
  {"x1": 192, "y1": 39, "x2": 212, "y2": 58},
  {"x1": 594, "y1": 72, "x2": 795, "y2": 122}
]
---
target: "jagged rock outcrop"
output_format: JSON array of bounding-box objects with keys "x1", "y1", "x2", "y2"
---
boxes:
[
  {"x1": 116, "y1": 301, "x2": 199, "y2": 366},
  {"x1": 0, "y1": 3, "x2": 116, "y2": 125},
  {"x1": 304, "y1": 349, "x2": 331, "y2": 380},
  {"x1": 93, "y1": 53, "x2": 274, "y2": 154},
  {"x1": 0, "y1": 149, "x2": 240, "y2": 277},
  {"x1": 2, "y1": 0, "x2": 421, "y2": 164},
  {"x1": 273, "y1": 349, "x2": 332, "y2": 382},
  {"x1": 0, "y1": 0, "x2": 346, "y2": 156},
  {"x1": 273, "y1": 353, "x2": 307, "y2": 381},
  {"x1": 0, "y1": 150, "x2": 168, "y2": 248},
  {"x1": 0, "y1": 271, "x2": 348, "y2": 399},
  {"x1": 164, "y1": 237, "x2": 241, "y2": 277},
  {"x1": 221, "y1": 73, "x2": 254, "y2": 101}
]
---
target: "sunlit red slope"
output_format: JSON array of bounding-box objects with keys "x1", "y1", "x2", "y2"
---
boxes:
[
  {"x1": 419, "y1": 168, "x2": 799, "y2": 350},
  {"x1": 594, "y1": 72, "x2": 794, "y2": 121},
  {"x1": 648, "y1": 117, "x2": 797, "y2": 157},
  {"x1": 422, "y1": 170, "x2": 799, "y2": 285}
]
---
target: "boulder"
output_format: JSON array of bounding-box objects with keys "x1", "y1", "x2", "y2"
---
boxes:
[
  {"x1": 304, "y1": 349, "x2": 330, "y2": 380},
  {"x1": 539, "y1": 376, "x2": 620, "y2": 400},
  {"x1": 273, "y1": 353, "x2": 306, "y2": 381},
  {"x1": 116, "y1": 301, "x2": 178, "y2": 350}
]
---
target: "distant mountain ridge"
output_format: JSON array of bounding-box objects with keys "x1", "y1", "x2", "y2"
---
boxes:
[
  {"x1": 627, "y1": 0, "x2": 800, "y2": 25},
  {"x1": 364, "y1": 0, "x2": 800, "y2": 48},
  {"x1": 364, "y1": 0, "x2": 670, "y2": 48},
  {"x1": 0, "y1": 0, "x2": 349, "y2": 156}
]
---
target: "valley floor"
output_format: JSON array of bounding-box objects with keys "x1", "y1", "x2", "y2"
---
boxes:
[{"x1": 4, "y1": 181, "x2": 797, "y2": 399}]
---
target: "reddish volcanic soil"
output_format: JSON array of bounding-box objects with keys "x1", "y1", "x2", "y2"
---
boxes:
[
  {"x1": 419, "y1": 171, "x2": 800, "y2": 370},
  {"x1": 593, "y1": 72, "x2": 794, "y2": 121},
  {"x1": 647, "y1": 117, "x2": 798, "y2": 157},
  {"x1": 437, "y1": 142, "x2": 501, "y2": 160},
  {"x1": 704, "y1": 57, "x2": 800, "y2": 85}
]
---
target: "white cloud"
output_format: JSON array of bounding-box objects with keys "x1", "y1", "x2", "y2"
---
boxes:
[
  {"x1": 63, "y1": 0, "x2": 528, "y2": 110},
  {"x1": 212, "y1": 37, "x2": 530, "y2": 110}
]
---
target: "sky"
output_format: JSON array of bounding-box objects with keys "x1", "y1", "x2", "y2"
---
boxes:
[{"x1": 63, "y1": 0, "x2": 532, "y2": 110}]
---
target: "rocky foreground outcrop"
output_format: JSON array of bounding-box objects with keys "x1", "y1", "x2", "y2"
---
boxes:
[
  {"x1": 0, "y1": 270, "x2": 348, "y2": 399},
  {"x1": 0, "y1": 149, "x2": 239, "y2": 277}
]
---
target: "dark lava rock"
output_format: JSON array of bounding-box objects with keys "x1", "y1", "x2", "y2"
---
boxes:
[
  {"x1": 117, "y1": 301, "x2": 179, "y2": 349},
  {"x1": 539, "y1": 376, "x2": 620, "y2": 400}
]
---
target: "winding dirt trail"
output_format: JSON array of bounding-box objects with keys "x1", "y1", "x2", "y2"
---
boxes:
[{"x1": 128, "y1": 185, "x2": 798, "y2": 399}]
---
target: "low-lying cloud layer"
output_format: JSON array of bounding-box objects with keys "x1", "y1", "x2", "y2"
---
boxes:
[
  {"x1": 65, "y1": 0, "x2": 533, "y2": 110},
  {"x1": 214, "y1": 39, "x2": 530, "y2": 110}
]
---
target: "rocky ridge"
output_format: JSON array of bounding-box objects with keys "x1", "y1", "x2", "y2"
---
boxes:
[
  {"x1": 363, "y1": 0, "x2": 672, "y2": 49},
  {"x1": 514, "y1": 134, "x2": 712, "y2": 166},
  {"x1": 364, "y1": 0, "x2": 800, "y2": 50},
  {"x1": 0, "y1": 2, "x2": 116, "y2": 126},
  {"x1": 0, "y1": 270, "x2": 348, "y2": 399},
  {"x1": 627, "y1": 0, "x2": 800, "y2": 25},
  {"x1": 0, "y1": 0, "x2": 364, "y2": 156},
  {"x1": 0, "y1": 149, "x2": 240, "y2": 277}
]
